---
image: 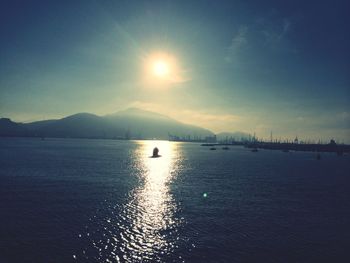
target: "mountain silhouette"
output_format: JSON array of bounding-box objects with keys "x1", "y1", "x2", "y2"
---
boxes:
[
  {"x1": 0, "y1": 108, "x2": 213, "y2": 140},
  {"x1": 0, "y1": 118, "x2": 27, "y2": 136}
]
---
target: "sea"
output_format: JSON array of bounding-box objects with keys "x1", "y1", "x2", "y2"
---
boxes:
[{"x1": 0, "y1": 138, "x2": 349, "y2": 263}]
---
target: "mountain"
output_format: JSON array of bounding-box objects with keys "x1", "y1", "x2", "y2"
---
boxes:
[
  {"x1": 28, "y1": 113, "x2": 121, "y2": 138},
  {"x1": 0, "y1": 108, "x2": 213, "y2": 140},
  {"x1": 106, "y1": 108, "x2": 172, "y2": 121},
  {"x1": 0, "y1": 118, "x2": 28, "y2": 136},
  {"x1": 104, "y1": 108, "x2": 213, "y2": 139}
]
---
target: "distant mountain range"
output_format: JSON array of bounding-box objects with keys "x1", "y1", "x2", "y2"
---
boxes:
[{"x1": 0, "y1": 108, "x2": 221, "y2": 140}]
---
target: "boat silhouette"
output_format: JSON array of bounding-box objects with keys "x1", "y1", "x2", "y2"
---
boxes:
[{"x1": 150, "y1": 147, "x2": 161, "y2": 158}]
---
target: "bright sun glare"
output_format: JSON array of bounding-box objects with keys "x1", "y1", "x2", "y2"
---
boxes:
[
  {"x1": 153, "y1": 60, "x2": 169, "y2": 77},
  {"x1": 145, "y1": 53, "x2": 176, "y2": 83},
  {"x1": 144, "y1": 52, "x2": 185, "y2": 86}
]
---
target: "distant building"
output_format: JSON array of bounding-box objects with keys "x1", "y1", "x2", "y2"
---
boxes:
[
  {"x1": 329, "y1": 139, "x2": 336, "y2": 145},
  {"x1": 294, "y1": 136, "x2": 299, "y2": 144},
  {"x1": 205, "y1": 135, "x2": 217, "y2": 143}
]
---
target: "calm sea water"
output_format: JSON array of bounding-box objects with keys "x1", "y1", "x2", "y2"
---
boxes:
[{"x1": 0, "y1": 138, "x2": 349, "y2": 262}]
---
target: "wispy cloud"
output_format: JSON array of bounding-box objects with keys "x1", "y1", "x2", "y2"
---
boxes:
[
  {"x1": 261, "y1": 18, "x2": 291, "y2": 44},
  {"x1": 282, "y1": 19, "x2": 291, "y2": 36},
  {"x1": 225, "y1": 17, "x2": 294, "y2": 63},
  {"x1": 180, "y1": 109, "x2": 241, "y2": 123},
  {"x1": 167, "y1": 69, "x2": 192, "y2": 84},
  {"x1": 225, "y1": 25, "x2": 248, "y2": 63}
]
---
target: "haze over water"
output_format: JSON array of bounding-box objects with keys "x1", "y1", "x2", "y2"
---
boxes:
[{"x1": 1, "y1": 138, "x2": 349, "y2": 262}]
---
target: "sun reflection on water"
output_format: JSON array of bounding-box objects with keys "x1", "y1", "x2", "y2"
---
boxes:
[
  {"x1": 122, "y1": 140, "x2": 181, "y2": 261},
  {"x1": 79, "y1": 140, "x2": 184, "y2": 262}
]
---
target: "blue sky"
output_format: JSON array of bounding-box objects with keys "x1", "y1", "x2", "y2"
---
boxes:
[{"x1": 1, "y1": 0, "x2": 349, "y2": 142}]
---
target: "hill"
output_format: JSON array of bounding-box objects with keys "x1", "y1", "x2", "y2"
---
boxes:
[{"x1": 0, "y1": 108, "x2": 214, "y2": 140}]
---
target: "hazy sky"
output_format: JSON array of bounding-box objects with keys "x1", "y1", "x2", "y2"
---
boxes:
[{"x1": 1, "y1": 0, "x2": 349, "y2": 142}]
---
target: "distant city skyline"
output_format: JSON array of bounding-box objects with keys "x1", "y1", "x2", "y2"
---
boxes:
[{"x1": 1, "y1": 0, "x2": 349, "y2": 142}]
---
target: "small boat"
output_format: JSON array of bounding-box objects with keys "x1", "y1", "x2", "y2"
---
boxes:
[
  {"x1": 210, "y1": 147, "x2": 217, "y2": 150},
  {"x1": 150, "y1": 147, "x2": 161, "y2": 158},
  {"x1": 222, "y1": 146, "x2": 230, "y2": 150}
]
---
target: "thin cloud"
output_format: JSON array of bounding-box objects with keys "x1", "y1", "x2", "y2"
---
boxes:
[
  {"x1": 225, "y1": 25, "x2": 248, "y2": 63},
  {"x1": 168, "y1": 69, "x2": 192, "y2": 84},
  {"x1": 225, "y1": 18, "x2": 293, "y2": 63},
  {"x1": 261, "y1": 18, "x2": 292, "y2": 44},
  {"x1": 181, "y1": 109, "x2": 241, "y2": 123},
  {"x1": 282, "y1": 19, "x2": 291, "y2": 36}
]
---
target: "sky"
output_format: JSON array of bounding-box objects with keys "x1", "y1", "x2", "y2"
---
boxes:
[{"x1": 1, "y1": 0, "x2": 349, "y2": 142}]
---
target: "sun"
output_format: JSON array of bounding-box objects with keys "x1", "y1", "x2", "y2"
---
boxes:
[
  {"x1": 153, "y1": 60, "x2": 169, "y2": 77},
  {"x1": 143, "y1": 52, "x2": 185, "y2": 86}
]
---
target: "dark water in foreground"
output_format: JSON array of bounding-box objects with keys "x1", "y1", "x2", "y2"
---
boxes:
[{"x1": 0, "y1": 138, "x2": 349, "y2": 262}]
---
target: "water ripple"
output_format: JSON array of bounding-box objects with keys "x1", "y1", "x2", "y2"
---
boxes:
[{"x1": 77, "y1": 141, "x2": 186, "y2": 262}]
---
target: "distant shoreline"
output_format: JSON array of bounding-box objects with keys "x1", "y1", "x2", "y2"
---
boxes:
[
  {"x1": 1, "y1": 136, "x2": 349, "y2": 154},
  {"x1": 201, "y1": 141, "x2": 350, "y2": 154}
]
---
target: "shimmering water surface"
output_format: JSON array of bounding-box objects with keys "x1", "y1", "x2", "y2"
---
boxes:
[{"x1": 0, "y1": 138, "x2": 349, "y2": 262}]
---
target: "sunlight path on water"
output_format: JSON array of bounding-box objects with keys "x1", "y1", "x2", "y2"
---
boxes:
[
  {"x1": 120, "y1": 140, "x2": 182, "y2": 261},
  {"x1": 78, "y1": 140, "x2": 185, "y2": 262}
]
